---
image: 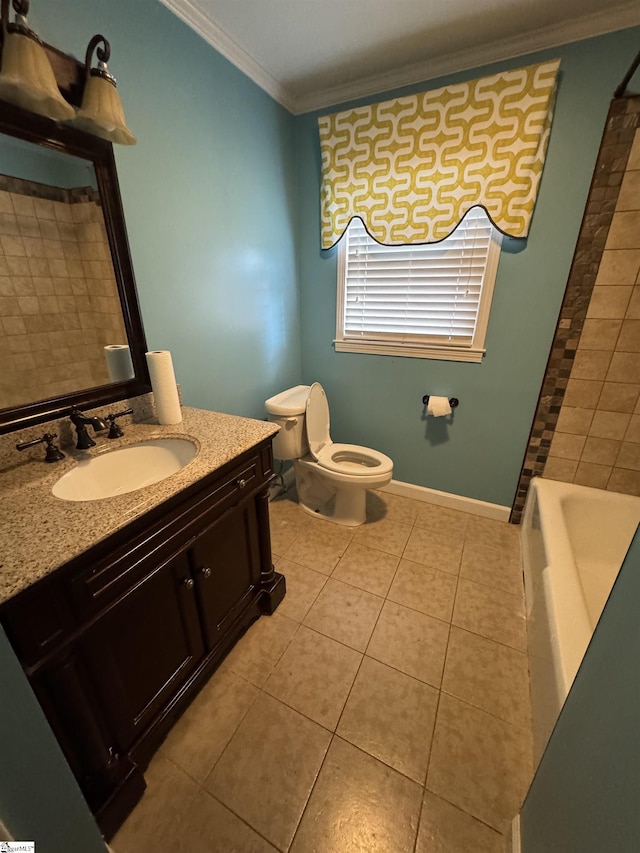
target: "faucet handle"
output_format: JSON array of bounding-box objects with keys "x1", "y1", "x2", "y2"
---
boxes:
[
  {"x1": 106, "y1": 407, "x2": 134, "y2": 439},
  {"x1": 16, "y1": 433, "x2": 65, "y2": 463}
]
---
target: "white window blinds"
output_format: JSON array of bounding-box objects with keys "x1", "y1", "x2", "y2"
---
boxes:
[{"x1": 336, "y1": 208, "x2": 502, "y2": 362}]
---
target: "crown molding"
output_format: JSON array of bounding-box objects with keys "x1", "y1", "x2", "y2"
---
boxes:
[
  {"x1": 295, "y1": 2, "x2": 640, "y2": 114},
  {"x1": 159, "y1": 0, "x2": 639, "y2": 116},
  {"x1": 158, "y1": 0, "x2": 297, "y2": 112}
]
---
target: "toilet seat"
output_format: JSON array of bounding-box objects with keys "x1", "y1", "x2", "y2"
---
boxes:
[
  {"x1": 316, "y1": 443, "x2": 393, "y2": 476},
  {"x1": 306, "y1": 383, "x2": 393, "y2": 479}
]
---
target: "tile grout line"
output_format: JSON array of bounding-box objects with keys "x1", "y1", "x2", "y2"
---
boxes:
[
  {"x1": 420, "y1": 536, "x2": 459, "y2": 800},
  {"x1": 159, "y1": 752, "x2": 283, "y2": 850},
  {"x1": 161, "y1": 674, "x2": 263, "y2": 789},
  {"x1": 285, "y1": 730, "x2": 336, "y2": 853},
  {"x1": 328, "y1": 541, "x2": 403, "y2": 735},
  {"x1": 438, "y1": 685, "x2": 533, "y2": 733},
  {"x1": 197, "y1": 679, "x2": 264, "y2": 787},
  {"x1": 202, "y1": 785, "x2": 288, "y2": 853}
]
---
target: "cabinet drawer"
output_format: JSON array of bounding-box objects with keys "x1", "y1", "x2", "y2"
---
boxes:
[
  {"x1": 68, "y1": 542, "x2": 179, "y2": 621},
  {"x1": 202, "y1": 457, "x2": 261, "y2": 515}
]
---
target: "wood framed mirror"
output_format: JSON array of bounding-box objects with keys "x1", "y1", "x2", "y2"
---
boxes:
[{"x1": 0, "y1": 81, "x2": 150, "y2": 434}]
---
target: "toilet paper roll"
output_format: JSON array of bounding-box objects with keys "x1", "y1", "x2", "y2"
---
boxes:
[
  {"x1": 146, "y1": 350, "x2": 182, "y2": 424},
  {"x1": 427, "y1": 396, "x2": 452, "y2": 417},
  {"x1": 104, "y1": 345, "x2": 134, "y2": 382}
]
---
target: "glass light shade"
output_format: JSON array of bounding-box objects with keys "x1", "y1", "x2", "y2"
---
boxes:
[
  {"x1": 73, "y1": 73, "x2": 136, "y2": 145},
  {"x1": 0, "y1": 30, "x2": 75, "y2": 120}
]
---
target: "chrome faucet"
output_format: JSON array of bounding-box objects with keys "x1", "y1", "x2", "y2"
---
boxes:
[{"x1": 69, "y1": 407, "x2": 107, "y2": 450}]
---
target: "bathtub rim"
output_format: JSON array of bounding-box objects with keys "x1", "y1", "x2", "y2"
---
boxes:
[
  {"x1": 522, "y1": 476, "x2": 640, "y2": 766},
  {"x1": 522, "y1": 477, "x2": 594, "y2": 705}
]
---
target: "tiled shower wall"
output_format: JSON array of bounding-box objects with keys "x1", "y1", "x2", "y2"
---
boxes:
[
  {"x1": 546, "y1": 135, "x2": 640, "y2": 494},
  {"x1": 512, "y1": 96, "x2": 640, "y2": 521},
  {"x1": 0, "y1": 175, "x2": 127, "y2": 408}
]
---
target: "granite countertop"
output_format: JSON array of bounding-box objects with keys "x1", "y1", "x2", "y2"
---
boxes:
[{"x1": 0, "y1": 407, "x2": 278, "y2": 605}]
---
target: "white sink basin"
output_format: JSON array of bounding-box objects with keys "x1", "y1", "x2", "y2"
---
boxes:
[{"x1": 52, "y1": 438, "x2": 198, "y2": 502}]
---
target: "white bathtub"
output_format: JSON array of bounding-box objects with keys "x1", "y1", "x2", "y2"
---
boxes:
[{"x1": 522, "y1": 476, "x2": 640, "y2": 764}]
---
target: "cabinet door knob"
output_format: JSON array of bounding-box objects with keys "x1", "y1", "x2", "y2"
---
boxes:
[
  {"x1": 200, "y1": 566, "x2": 212, "y2": 579},
  {"x1": 182, "y1": 577, "x2": 195, "y2": 590},
  {"x1": 236, "y1": 478, "x2": 247, "y2": 489}
]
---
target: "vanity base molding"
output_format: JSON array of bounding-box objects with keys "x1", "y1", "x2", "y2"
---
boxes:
[
  {"x1": 0, "y1": 438, "x2": 283, "y2": 840},
  {"x1": 95, "y1": 761, "x2": 146, "y2": 842}
]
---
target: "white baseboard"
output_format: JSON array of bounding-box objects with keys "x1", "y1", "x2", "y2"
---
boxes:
[
  {"x1": 275, "y1": 466, "x2": 511, "y2": 522},
  {"x1": 382, "y1": 479, "x2": 511, "y2": 522}
]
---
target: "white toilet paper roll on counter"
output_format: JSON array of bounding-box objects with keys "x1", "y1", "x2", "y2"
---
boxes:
[
  {"x1": 146, "y1": 350, "x2": 182, "y2": 424},
  {"x1": 104, "y1": 345, "x2": 134, "y2": 382},
  {"x1": 427, "y1": 395, "x2": 452, "y2": 417}
]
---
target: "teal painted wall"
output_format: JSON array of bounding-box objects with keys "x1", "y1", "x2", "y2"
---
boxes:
[
  {"x1": 30, "y1": 0, "x2": 301, "y2": 419},
  {"x1": 520, "y1": 525, "x2": 640, "y2": 851},
  {"x1": 294, "y1": 28, "x2": 640, "y2": 506},
  {"x1": 0, "y1": 626, "x2": 106, "y2": 851}
]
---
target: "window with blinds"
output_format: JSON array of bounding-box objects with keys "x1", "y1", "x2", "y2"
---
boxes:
[{"x1": 335, "y1": 208, "x2": 502, "y2": 362}]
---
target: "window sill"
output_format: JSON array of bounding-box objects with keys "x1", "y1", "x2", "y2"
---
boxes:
[{"x1": 334, "y1": 340, "x2": 485, "y2": 363}]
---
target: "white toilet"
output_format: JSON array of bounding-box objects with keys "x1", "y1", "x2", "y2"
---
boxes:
[{"x1": 265, "y1": 383, "x2": 393, "y2": 527}]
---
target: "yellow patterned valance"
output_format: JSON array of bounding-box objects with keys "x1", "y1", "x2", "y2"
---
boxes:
[{"x1": 318, "y1": 59, "x2": 560, "y2": 249}]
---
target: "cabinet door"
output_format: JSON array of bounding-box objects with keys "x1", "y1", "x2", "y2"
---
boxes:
[
  {"x1": 85, "y1": 550, "x2": 204, "y2": 751},
  {"x1": 191, "y1": 498, "x2": 262, "y2": 651},
  {"x1": 29, "y1": 645, "x2": 140, "y2": 814}
]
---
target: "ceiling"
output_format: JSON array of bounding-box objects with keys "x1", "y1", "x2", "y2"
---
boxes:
[{"x1": 160, "y1": 0, "x2": 640, "y2": 113}]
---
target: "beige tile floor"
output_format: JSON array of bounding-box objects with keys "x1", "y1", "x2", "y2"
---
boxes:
[{"x1": 112, "y1": 489, "x2": 533, "y2": 853}]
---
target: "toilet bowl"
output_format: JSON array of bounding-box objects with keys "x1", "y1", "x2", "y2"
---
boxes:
[{"x1": 265, "y1": 383, "x2": 393, "y2": 526}]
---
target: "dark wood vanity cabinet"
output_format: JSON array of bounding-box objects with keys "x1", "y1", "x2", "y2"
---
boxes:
[{"x1": 0, "y1": 439, "x2": 284, "y2": 840}]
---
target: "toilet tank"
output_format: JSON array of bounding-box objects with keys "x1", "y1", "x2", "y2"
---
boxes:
[{"x1": 265, "y1": 385, "x2": 310, "y2": 461}]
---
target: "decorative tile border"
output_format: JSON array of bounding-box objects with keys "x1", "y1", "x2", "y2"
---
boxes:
[
  {"x1": 0, "y1": 172, "x2": 100, "y2": 205},
  {"x1": 511, "y1": 95, "x2": 640, "y2": 524}
]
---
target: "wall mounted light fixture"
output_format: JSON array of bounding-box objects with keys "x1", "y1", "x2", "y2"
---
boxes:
[
  {"x1": 0, "y1": 0, "x2": 75, "y2": 120},
  {"x1": 0, "y1": 0, "x2": 135, "y2": 145},
  {"x1": 72, "y1": 34, "x2": 136, "y2": 145}
]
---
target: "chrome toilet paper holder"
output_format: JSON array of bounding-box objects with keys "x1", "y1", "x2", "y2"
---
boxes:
[{"x1": 422, "y1": 395, "x2": 459, "y2": 408}]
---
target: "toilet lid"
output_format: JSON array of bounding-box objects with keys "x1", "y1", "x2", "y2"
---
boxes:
[{"x1": 306, "y1": 382, "x2": 331, "y2": 460}]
